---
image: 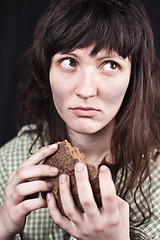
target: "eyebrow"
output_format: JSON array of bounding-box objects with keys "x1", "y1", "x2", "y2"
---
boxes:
[
  {"x1": 97, "y1": 55, "x2": 126, "y2": 61},
  {"x1": 58, "y1": 52, "x2": 128, "y2": 62},
  {"x1": 59, "y1": 52, "x2": 78, "y2": 58}
]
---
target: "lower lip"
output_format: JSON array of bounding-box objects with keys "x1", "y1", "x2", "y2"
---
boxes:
[{"x1": 71, "y1": 108, "x2": 99, "y2": 117}]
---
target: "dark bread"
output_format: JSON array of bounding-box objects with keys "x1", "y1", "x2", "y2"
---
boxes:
[{"x1": 43, "y1": 140, "x2": 101, "y2": 216}]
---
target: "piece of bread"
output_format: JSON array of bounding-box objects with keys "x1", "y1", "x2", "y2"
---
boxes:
[{"x1": 43, "y1": 140, "x2": 101, "y2": 216}]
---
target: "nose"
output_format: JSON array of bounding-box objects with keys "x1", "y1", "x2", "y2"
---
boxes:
[{"x1": 75, "y1": 67, "x2": 97, "y2": 99}]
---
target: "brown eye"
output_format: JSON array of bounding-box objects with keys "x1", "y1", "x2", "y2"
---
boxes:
[
  {"x1": 110, "y1": 62, "x2": 117, "y2": 70},
  {"x1": 69, "y1": 59, "x2": 77, "y2": 67},
  {"x1": 102, "y1": 61, "x2": 119, "y2": 72},
  {"x1": 60, "y1": 58, "x2": 77, "y2": 69}
]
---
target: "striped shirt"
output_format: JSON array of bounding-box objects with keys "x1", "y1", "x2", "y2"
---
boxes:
[{"x1": 0, "y1": 126, "x2": 160, "y2": 240}]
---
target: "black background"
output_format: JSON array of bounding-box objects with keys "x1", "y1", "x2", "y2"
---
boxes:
[{"x1": 0, "y1": 0, "x2": 160, "y2": 147}]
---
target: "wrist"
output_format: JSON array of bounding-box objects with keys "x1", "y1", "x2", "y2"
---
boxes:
[{"x1": 0, "y1": 208, "x2": 15, "y2": 240}]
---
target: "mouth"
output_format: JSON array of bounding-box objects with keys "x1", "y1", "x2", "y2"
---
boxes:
[{"x1": 71, "y1": 107, "x2": 100, "y2": 117}]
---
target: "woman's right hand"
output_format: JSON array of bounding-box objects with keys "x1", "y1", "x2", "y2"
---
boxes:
[{"x1": 0, "y1": 143, "x2": 58, "y2": 240}]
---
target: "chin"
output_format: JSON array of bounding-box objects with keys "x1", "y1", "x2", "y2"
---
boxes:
[{"x1": 69, "y1": 124, "x2": 103, "y2": 135}]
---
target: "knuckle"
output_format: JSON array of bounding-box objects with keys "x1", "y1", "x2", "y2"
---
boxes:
[
  {"x1": 94, "y1": 224, "x2": 104, "y2": 233},
  {"x1": 21, "y1": 201, "x2": 31, "y2": 213},
  {"x1": 15, "y1": 167, "x2": 25, "y2": 180},
  {"x1": 118, "y1": 197, "x2": 129, "y2": 210},
  {"x1": 52, "y1": 216, "x2": 61, "y2": 226},
  {"x1": 123, "y1": 200, "x2": 129, "y2": 210},
  {"x1": 8, "y1": 172, "x2": 14, "y2": 182},
  {"x1": 65, "y1": 209, "x2": 75, "y2": 219},
  {"x1": 8, "y1": 208, "x2": 17, "y2": 222},
  {"x1": 82, "y1": 231, "x2": 90, "y2": 238},
  {"x1": 72, "y1": 229, "x2": 89, "y2": 239},
  {"x1": 74, "y1": 233, "x2": 87, "y2": 239},
  {"x1": 14, "y1": 185, "x2": 23, "y2": 197},
  {"x1": 103, "y1": 193, "x2": 115, "y2": 203},
  {"x1": 108, "y1": 214, "x2": 119, "y2": 226},
  {"x1": 81, "y1": 198, "x2": 95, "y2": 209},
  {"x1": 4, "y1": 185, "x2": 10, "y2": 197}
]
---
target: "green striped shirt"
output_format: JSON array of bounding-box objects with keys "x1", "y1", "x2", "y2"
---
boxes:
[{"x1": 0, "y1": 126, "x2": 160, "y2": 240}]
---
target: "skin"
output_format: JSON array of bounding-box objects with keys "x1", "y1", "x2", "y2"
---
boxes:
[
  {"x1": 0, "y1": 144, "x2": 59, "y2": 240},
  {"x1": 156, "y1": 155, "x2": 160, "y2": 166},
  {"x1": 0, "y1": 46, "x2": 131, "y2": 240},
  {"x1": 47, "y1": 164, "x2": 130, "y2": 240},
  {"x1": 47, "y1": 46, "x2": 131, "y2": 239},
  {"x1": 49, "y1": 46, "x2": 131, "y2": 166}
]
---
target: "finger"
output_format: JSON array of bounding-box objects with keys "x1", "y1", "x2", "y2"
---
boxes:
[
  {"x1": 7, "y1": 164, "x2": 58, "y2": 191},
  {"x1": 18, "y1": 198, "x2": 47, "y2": 217},
  {"x1": 99, "y1": 165, "x2": 118, "y2": 215},
  {"x1": 7, "y1": 171, "x2": 15, "y2": 184},
  {"x1": 21, "y1": 143, "x2": 58, "y2": 167},
  {"x1": 47, "y1": 192, "x2": 70, "y2": 230},
  {"x1": 74, "y1": 162, "x2": 99, "y2": 217},
  {"x1": 117, "y1": 196, "x2": 129, "y2": 216},
  {"x1": 59, "y1": 174, "x2": 82, "y2": 222},
  {"x1": 11, "y1": 180, "x2": 53, "y2": 204}
]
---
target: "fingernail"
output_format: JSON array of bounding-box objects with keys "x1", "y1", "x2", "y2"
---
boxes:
[
  {"x1": 60, "y1": 174, "x2": 68, "y2": 184},
  {"x1": 100, "y1": 165, "x2": 108, "y2": 172},
  {"x1": 47, "y1": 193, "x2": 51, "y2": 201},
  {"x1": 49, "y1": 143, "x2": 58, "y2": 149},
  {"x1": 50, "y1": 167, "x2": 58, "y2": 173},
  {"x1": 47, "y1": 182, "x2": 53, "y2": 188},
  {"x1": 76, "y1": 162, "x2": 84, "y2": 172}
]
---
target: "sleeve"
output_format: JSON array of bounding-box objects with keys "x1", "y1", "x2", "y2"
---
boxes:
[
  {"x1": 129, "y1": 161, "x2": 160, "y2": 240},
  {"x1": 68, "y1": 228, "x2": 151, "y2": 240},
  {"x1": 0, "y1": 147, "x2": 22, "y2": 240},
  {"x1": 0, "y1": 147, "x2": 9, "y2": 207},
  {"x1": 0, "y1": 128, "x2": 34, "y2": 240}
]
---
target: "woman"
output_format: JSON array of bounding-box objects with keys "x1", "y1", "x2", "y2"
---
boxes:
[{"x1": 0, "y1": 0, "x2": 160, "y2": 239}]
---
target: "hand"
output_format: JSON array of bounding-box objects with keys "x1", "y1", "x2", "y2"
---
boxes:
[
  {"x1": 47, "y1": 163, "x2": 130, "y2": 240},
  {"x1": 0, "y1": 144, "x2": 58, "y2": 240}
]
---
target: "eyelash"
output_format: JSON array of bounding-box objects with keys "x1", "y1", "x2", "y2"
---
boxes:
[
  {"x1": 58, "y1": 58, "x2": 78, "y2": 68},
  {"x1": 58, "y1": 57, "x2": 120, "y2": 72},
  {"x1": 100, "y1": 61, "x2": 120, "y2": 71}
]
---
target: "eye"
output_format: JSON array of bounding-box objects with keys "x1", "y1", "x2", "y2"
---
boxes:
[
  {"x1": 101, "y1": 61, "x2": 119, "y2": 72},
  {"x1": 59, "y1": 58, "x2": 78, "y2": 70}
]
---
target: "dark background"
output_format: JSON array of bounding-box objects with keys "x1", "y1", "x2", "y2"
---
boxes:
[{"x1": 0, "y1": 0, "x2": 160, "y2": 147}]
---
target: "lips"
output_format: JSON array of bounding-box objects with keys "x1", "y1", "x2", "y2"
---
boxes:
[{"x1": 71, "y1": 106, "x2": 99, "y2": 117}]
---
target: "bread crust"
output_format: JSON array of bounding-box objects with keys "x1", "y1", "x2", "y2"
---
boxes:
[{"x1": 43, "y1": 140, "x2": 101, "y2": 216}]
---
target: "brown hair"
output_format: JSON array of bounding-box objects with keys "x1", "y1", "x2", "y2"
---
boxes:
[{"x1": 17, "y1": 0, "x2": 160, "y2": 226}]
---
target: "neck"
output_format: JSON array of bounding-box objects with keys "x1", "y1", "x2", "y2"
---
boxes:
[{"x1": 67, "y1": 122, "x2": 114, "y2": 168}]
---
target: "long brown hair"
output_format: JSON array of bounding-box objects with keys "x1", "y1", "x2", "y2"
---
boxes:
[{"x1": 17, "y1": 0, "x2": 160, "y2": 226}]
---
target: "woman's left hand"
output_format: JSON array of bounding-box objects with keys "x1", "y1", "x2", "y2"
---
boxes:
[{"x1": 47, "y1": 163, "x2": 130, "y2": 240}]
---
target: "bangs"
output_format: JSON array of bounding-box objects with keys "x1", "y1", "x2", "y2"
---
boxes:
[{"x1": 46, "y1": 0, "x2": 143, "y2": 59}]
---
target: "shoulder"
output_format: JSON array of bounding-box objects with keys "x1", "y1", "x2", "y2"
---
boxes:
[
  {"x1": 131, "y1": 160, "x2": 160, "y2": 239},
  {"x1": 149, "y1": 157, "x2": 160, "y2": 189},
  {"x1": 118, "y1": 159, "x2": 160, "y2": 239}
]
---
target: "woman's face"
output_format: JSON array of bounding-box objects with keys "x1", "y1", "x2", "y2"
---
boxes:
[{"x1": 49, "y1": 46, "x2": 131, "y2": 135}]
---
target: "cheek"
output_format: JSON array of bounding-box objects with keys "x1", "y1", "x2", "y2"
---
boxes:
[
  {"x1": 49, "y1": 75, "x2": 62, "y2": 109},
  {"x1": 49, "y1": 77, "x2": 72, "y2": 117},
  {"x1": 50, "y1": 83, "x2": 65, "y2": 110},
  {"x1": 49, "y1": 69, "x2": 74, "y2": 97},
  {"x1": 49, "y1": 70, "x2": 64, "y2": 98},
  {"x1": 103, "y1": 79, "x2": 129, "y2": 104}
]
